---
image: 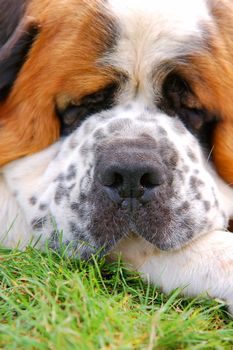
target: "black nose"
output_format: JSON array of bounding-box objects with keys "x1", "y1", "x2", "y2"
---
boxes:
[{"x1": 96, "y1": 140, "x2": 165, "y2": 207}]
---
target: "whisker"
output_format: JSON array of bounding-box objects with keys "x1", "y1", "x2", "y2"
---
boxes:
[{"x1": 206, "y1": 145, "x2": 214, "y2": 163}]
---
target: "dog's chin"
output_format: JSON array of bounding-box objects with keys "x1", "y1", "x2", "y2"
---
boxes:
[
  {"x1": 96, "y1": 225, "x2": 193, "y2": 255},
  {"x1": 87, "y1": 208, "x2": 197, "y2": 258},
  {"x1": 86, "y1": 218, "x2": 194, "y2": 257}
]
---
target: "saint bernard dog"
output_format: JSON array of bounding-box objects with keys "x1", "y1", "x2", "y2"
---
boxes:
[{"x1": 0, "y1": 0, "x2": 233, "y2": 314}]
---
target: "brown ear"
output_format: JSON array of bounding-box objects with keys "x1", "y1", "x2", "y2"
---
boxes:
[{"x1": 0, "y1": 0, "x2": 38, "y2": 101}]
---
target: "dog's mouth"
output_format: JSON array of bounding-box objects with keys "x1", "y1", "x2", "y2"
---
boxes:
[{"x1": 87, "y1": 185, "x2": 201, "y2": 254}]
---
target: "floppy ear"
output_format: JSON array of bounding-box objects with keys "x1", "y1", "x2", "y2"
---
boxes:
[{"x1": 0, "y1": 0, "x2": 38, "y2": 101}]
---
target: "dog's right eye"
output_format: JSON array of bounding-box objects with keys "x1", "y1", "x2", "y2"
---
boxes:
[{"x1": 57, "y1": 83, "x2": 118, "y2": 135}]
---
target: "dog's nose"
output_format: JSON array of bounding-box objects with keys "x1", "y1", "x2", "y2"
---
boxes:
[
  {"x1": 100, "y1": 163, "x2": 163, "y2": 199},
  {"x1": 97, "y1": 142, "x2": 164, "y2": 206}
]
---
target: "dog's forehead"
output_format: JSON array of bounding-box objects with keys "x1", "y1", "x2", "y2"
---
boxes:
[
  {"x1": 108, "y1": 0, "x2": 210, "y2": 31},
  {"x1": 104, "y1": 0, "x2": 213, "y2": 82}
]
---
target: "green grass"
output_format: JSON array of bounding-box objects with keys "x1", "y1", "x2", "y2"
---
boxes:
[{"x1": 0, "y1": 246, "x2": 233, "y2": 350}]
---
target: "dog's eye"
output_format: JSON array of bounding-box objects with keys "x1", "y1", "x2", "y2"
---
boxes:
[
  {"x1": 161, "y1": 73, "x2": 198, "y2": 113},
  {"x1": 160, "y1": 73, "x2": 219, "y2": 148},
  {"x1": 57, "y1": 83, "x2": 117, "y2": 135},
  {"x1": 160, "y1": 73, "x2": 216, "y2": 130}
]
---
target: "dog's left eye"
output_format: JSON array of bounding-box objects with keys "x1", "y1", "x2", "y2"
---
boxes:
[
  {"x1": 57, "y1": 83, "x2": 118, "y2": 135},
  {"x1": 160, "y1": 73, "x2": 217, "y2": 131},
  {"x1": 161, "y1": 73, "x2": 200, "y2": 115}
]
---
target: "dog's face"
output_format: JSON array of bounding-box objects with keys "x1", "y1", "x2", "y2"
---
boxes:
[
  {"x1": 4, "y1": 98, "x2": 232, "y2": 257},
  {"x1": 2, "y1": 0, "x2": 233, "y2": 256},
  {"x1": 1, "y1": 0, "x2": 233, "y2": 185}
]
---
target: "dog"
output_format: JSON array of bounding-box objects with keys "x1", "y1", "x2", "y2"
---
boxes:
[{"x1": 1, "y1": 0, "x2": 233, "y2": 313}]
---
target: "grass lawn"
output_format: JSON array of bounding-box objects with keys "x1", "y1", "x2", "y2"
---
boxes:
[{"x1": 0, "y1": 246, "x2": 233, "y2": 350}]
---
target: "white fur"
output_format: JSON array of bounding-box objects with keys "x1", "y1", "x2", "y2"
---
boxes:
[
  {"x1": 0, "y1": 144, "x2": 60, "y2": 249},
  {"x1": 113, "y1": 230, "x2": 233, "y2": 314},
  {"x1": 0, "y1": 173, "x2": 30, "y2": 248}
]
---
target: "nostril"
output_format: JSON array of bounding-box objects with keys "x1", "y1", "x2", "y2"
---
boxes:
[
  {"x1": 110, "y1": 172, "x2": 124, "y2": 188},
  {"x1": 140, "y1": 173, "x2": 155, "y2": 188},
  {"x1": 140, "y1": 171, "x2": 164, "y2": 189},
  {"x1": 100, "y1": 168, "x2": 124, "y2": 188}
]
